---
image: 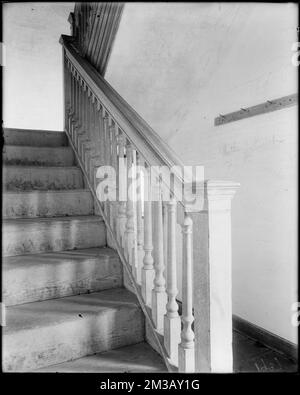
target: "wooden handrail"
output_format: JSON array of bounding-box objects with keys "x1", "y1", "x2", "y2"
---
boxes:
[{"x1": 60, "y1": 35, "x2": 185, "y2": 175}]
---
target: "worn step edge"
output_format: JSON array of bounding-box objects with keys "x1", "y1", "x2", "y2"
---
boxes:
[
  {"x1": 2, "y1": 215, "x2": 106, "y2": 256},
  {"x1": 3, "y1": 189, "x2": 94, "y2": 218},
  {"x1": 3, "y1": 128, "x2": 68, "y2": 147},
  {"x1": 35, "y1": 342, "x2": 167, "y2": 373},
  {"x1": 3, "y1": 165, "x2": 84, "y2": 191},
  {"x1": 3, "y1": 165, "x2": 80, "y2": 170},
  {"x1": 3, "y1": 145, "x2": 74, "y2": 166},
  {"x1": 3, "y1": 288, "x2": 145, "y2": 372},
  {"x1": 3, "y1": 215, "x2": 104, "y2": 226},
  {"x1": 3, "y1": 247, "x2": 123, "y2": 306}
]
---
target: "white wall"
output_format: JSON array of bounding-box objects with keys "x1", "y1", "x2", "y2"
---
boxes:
[
  {"x1": 3, "y1": 3, "x2": 74, "y2": 131},
  {"x1": 106, "y1": 3, "x2": 298, "y2": 343}
]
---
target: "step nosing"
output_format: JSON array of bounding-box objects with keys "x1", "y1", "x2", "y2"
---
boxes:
[
  {"x1": 3, "y1": 189, "x2": 91, "y2": 194},
  {"x1": 4, "y1": 289, "x2": 140, "y2": 333},
  {"x1": 6, "y1": 294, "x2": 138, "y2": 314},
  {"x1": 3, "y1": 165, "x2": 80, "y2": 169},
  {"x1": 3, "y1": 215, "x2": 103, "y2": 223},
  {"x1": 4, "y1": 145, "x2": 71, "y2": 149},
  {"x1": 3, "y1": 258, "x2": 119, "y2": 270},
  {"x1": 4, "y1": 128, "x2": 64, "y2": 133},
  {"x1": 3, "y1": 247, "x2": 118, "y2": 263}
]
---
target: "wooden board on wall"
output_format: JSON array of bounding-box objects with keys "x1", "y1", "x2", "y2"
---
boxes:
[
  {"x1": 215, "y1": 94, "x2": 298, "y2": 126},
  {"x1": 70, "y1": 3, "x2": 124, "y2": 76}
]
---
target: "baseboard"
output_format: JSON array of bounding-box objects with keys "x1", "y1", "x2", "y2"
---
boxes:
[
  {"x1": 177, "y1": 299, "x2": 298, "y2": 362},
  {"x1": 233, "y1": 314, "x2": 298, "y2": 362}
]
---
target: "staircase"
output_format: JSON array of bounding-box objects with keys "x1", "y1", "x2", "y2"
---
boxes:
[
  {"x1": 2, "y1": 10, "x2": 239, "y2": 373},
  {"x1": 2, "y1": 128, "x2": 166, "y2": 372}
]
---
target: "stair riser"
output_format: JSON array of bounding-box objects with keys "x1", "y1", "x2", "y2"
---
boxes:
[
  {"x1": 3, "y1": 307, "x2": 144, "y2": 371},
  {"x1": 3, "y1": 146, "x2": 74, "y2": 167},
  {"x1": 3, "y1": 167, "x2": 84, "y2": 191},
  {"x1": 3, "y1": 256, "x2": 122, "y2": 306},
  {"x1": 4, "y1": 129, "x2": 68, "y2": 147},
  {"x1": 3, "y1": 220, "x2": 106, "y2": 256},
  {"x1": 3, "y1": 190, "x2": 94, "y2": 218}
]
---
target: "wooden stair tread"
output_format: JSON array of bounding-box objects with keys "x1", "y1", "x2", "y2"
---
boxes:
[{"x1": 36, "y1": 342, "x2": 167, "y2": 373}]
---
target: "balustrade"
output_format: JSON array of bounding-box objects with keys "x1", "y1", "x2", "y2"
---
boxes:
[{"x1": 61, "y1": 34, "x2": 239, "y2": 373}]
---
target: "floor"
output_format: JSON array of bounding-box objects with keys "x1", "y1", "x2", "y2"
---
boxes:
[
  {"x1": 233, "y1": 331, "x2": 297, "y2": 373},
  {"x1": 36, "y1": 331, "x2": 297, "y2": 373}
]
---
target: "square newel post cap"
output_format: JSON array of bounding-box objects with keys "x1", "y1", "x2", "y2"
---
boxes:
[
  {"x1": 205, "y1": 180, "x2": 240, "y2": 199},
  {"x1": 183, "y1": 179, "x2": 240, "y2": 213}
]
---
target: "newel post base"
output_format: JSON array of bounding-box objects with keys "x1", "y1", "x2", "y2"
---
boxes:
[
  {"x1": 164, "y1": 314, "x2": 181, "y2": 365},
  {"x1": 141, "y1": 268, "x2": 155, "y2": 306},
  {"x1": 178, "y1": 344, "x2": 195, "y2": 373},
  {"x1": 188, "y1": 180, "x2": 239, "y2": 373},
  {"x1": 152, "y1": 290, "x2": 167, "y2": 332}
]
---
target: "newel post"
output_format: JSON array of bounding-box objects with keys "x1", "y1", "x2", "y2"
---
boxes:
[{"x1": 188, "y1": 180, "x2": 239, "y2": 373}]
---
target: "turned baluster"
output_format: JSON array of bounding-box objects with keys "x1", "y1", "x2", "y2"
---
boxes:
[
  {"x1": 107, "y1": 116, "x2": 114, "y2": 226},
  {"x1": 116, "y1": 130, "x2": 127, "y2": 247},
  {"x1": 111, "y1": 125, "x2": 119, "y2": 181},
  {"x1": 110, "y1": 122, "x2": 119, "y2": 235},
  {"x1": 164, "y1": 197, "x2": 181, "y2": 364},
  {"x1": 77, "y1": 77, "x2": 84, "y2": 136},
  {"x1": 163, "y1": 202, "x2": 168, "y2": 280},
  {"x1": 72, "y1": 70, "x2": 78, "y2": 141},
  {"x1": 178, "y1": 211, "x2": 195, "y2": 372},
  {"x1": 63, "y1": 57, "x2": 71, "y2": 133},
  {"x1": 93, "y1": 101, "x2": 106, "y2": 216},
  {"x1": 107, "y1": 118, "x2": 118, "y2": 234},
  {"x1": 85, "y1": 90, "x2": 96, "y2": 167},
  {"x1": 151, "y1": 180, "x2": 167, "y2": 332},
  {"x1": 87, "y1": 93, "x2": 98, "y2": 181},
  {"x1": 71, "y1": 69, "x2": 79, "y2": 142},
  {"x1": 100, "y1": 104, "x2": 107, "y2": 167},
  {"x1": 129, "y1": 149, "x2": 138, "y2": 281},
  {"x1": 68, "y1": 65, "x2": 75, "y2": 136},
  {"x1": 87, "y1": 96, "x2": 102, "y2": 184},
  {"x1": 80, "y1": 82, "x2": 90, "y2": 153},
  {"x1": 141, "y1": 164, "x2": 155, "y2": 306},
  {"x1": 107, "y1": 116, "x2": 114, "y2": 167},
  {"x1": 77, "y1": 76, "x2": 85, "y2": 139},
  {"x1": 124, "y1": 141, "x2": 134, "y2": 259},
  {"x1": 75, "y1": 80, "x2": 86, "y2": 150},
  {"x1": 71, "y1": 68, "x2": 78, "y2": 140},
  {"x1": 73, "y1": 73, "x2": 83, "y2": 147},
  {"x1": 67, "y1": 62, "x2": 72, "y2": 122},
  {"x1": 132, "y1": 149, "x2": 139, "y2": 281},
  {"x1": 102, "y1": 108, "x2": 109, "y2": 168},
  {"x1": 78, "y1": 86, "x2": 90, "y2": 160},
  {"x1": 101, "y1": 108, "x2": 110, "y2": 218},
  {"x1": 93, "y1": 101, "x2": 104, "y2": 168},
  {"x1": 135, "y1": 152, "x2": 144, "y2": 284},
  {"x1": 82, "y1": 89, "x2": 93, "y2": 172},
  {"x1": 67, "y1": 60, "x2": 73, "y2": 121}
]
